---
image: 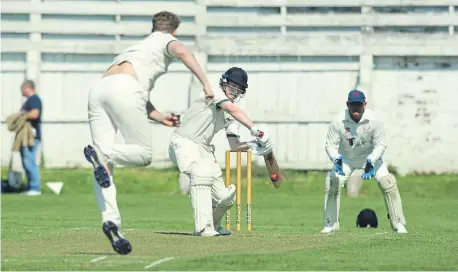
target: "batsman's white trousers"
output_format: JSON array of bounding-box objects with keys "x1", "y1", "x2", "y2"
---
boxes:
[
  {"x1": 168, "y1": 134, "x2": 231, "y2": 206},
  {"x1": 88, "y1": 74, "x2": 152, "y2": 226}
]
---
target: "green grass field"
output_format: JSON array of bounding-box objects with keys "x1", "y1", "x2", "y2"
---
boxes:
[{"x1": 2, "y1": 167, "x2": 458, "y2": 271}]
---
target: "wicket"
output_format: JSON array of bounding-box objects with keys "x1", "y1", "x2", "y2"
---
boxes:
[{"x1": 225, "y1": 150, "x2": 252, "y2": 231}]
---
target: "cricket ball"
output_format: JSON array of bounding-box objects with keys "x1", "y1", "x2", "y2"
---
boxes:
[{"x1": 270, "y1": 173, "x2": 279, "y2": 182}]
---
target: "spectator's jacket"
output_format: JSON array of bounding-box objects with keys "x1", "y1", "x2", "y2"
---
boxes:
[{"x1": 7, "y1": 112, "x2": 35, "y2": 151}]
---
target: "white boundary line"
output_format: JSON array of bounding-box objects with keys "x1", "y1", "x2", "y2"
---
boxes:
[
  {"x1": 144, "y1": 257, "x2": 175, "y2": 269},
  {"x1": 90, "y1": 256, "x2": 107, "y2": 263}
]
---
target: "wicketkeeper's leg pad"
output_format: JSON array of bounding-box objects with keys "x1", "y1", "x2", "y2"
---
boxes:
[
  {"x1": 378, "y1": 174, "x2": 406, "y2": 229},
  {"x1": 323, "y1": 171, "x2": 343, "y2": 227}
]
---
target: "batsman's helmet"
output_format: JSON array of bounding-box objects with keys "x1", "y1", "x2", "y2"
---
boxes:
[
  {"x1": 219, "y1": 67, "x2": 248, "y2": 90},
  {"x1": 356, "y1": 208, "x2": 378, "y2": 228}
]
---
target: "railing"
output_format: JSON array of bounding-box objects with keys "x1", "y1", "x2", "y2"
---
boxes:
[
  {"x1": 1, "y1": 0, "x2": 457, "y2": 55},
  {"x1": 1, "y1": 0, "x2": 457, "y2": 172},
  {"x1": 2, "y1": 0, "x2": 457, "y2": 94}
]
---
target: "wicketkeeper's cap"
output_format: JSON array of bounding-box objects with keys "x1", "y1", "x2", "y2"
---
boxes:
[
  {"x1": 356, "y1": 208, "x2": 378, "y2": 228},
  {"x1": 347, "y1": 89, "x2": 366, "y2": 103},
  {"x1": 222, "y1": 67, "x2": 248, "y2": 88}
]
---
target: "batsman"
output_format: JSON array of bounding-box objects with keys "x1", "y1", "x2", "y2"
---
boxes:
[
  {"x1": 168, "y1": 67, "x2": 273, "y2": 236},
  {"x1": 322, "y1": 90, "x2": 407, "y2": 234}
]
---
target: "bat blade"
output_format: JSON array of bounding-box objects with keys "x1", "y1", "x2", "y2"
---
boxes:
[{"x1": 263, "y1": 151, "x2": 285, "y2": 188}]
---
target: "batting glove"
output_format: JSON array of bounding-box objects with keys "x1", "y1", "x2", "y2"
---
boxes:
[
  {"x1": 333, "y1": 155, "x2": 345, "y2": 176},
  {"x1": 247, "y1": 140, "x2": 272, "y2": 156},
  {"x1": 256, "y1": 131, "x2": 272, "y2": 146},
  {"x1": 250, "y1": 125, "x2": 265, "y2": 138},
  {"x1": 361, "y1": 159, "x2": 375, "y2": 180},
  {"x1": 250, "y1": 126, "x2": 272, "y2": 146}
]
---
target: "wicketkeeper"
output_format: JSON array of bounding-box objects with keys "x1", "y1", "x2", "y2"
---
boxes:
[
  {"x1": 322, "y1": 90, "x2": 407, "y2": 234},
  {"x1": 168, "y1": 67, "x2": 273, "y2": 236}
]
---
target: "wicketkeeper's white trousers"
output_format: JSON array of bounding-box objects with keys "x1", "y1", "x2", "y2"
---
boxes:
[
  {"x1": 323, "y1": 158, "x2": 389, "y2": 228},
  {"x1": 88, "y1": 74, "x2": 153, "y2": 226}
]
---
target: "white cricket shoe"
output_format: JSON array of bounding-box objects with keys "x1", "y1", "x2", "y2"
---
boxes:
[
  {"x1": 395, "y1": 223, "x2": 408, "y2": 234},
  {"x1": 193, "y1": 227, "x2": 220, "y2": 237},
  {"x1": 21, "y1": 190, "x2": 42, "y2": 196},
  {"x1": 321, "y1": 222, "x2": 340, "y2": 234}
]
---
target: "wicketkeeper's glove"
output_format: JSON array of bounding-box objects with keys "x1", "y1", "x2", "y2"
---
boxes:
[
  {"x1": 334, "y1": 155, "x2": 345, "y2": 176},
  {"x1": 361, "y1": 159, "x2": 375, "y2": 180}
]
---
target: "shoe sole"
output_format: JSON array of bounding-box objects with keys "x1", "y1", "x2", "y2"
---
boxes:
[
  {"x1": 198, "y1": 233, "x2": 221, "y2": 237},
  {"x1": 84, "y1": 145, "x2": 111, "y2": 188},
  {"x1": 321, "y1": 227, "x2": 339, "y2": 234},
  {"x1": 193, "y1": 230, "x2": 221, "y2": 237},
  {"x1": 102, "y1": 221, "x2": 132, "y2": 255}
]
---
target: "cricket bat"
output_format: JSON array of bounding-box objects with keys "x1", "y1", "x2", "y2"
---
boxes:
[{"x1": 263, "y1": 151, "x2": 285, "y2": 188}]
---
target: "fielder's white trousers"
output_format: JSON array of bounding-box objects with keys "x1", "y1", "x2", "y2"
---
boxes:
[
  {"x1": 88, "y1": 74, "x2": 153, "y2": 167},
  {"x1": 88, "y1": 74, "x2": 152, "y2": 226}
]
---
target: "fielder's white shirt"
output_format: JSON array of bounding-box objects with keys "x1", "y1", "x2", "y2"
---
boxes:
[
  {"x1": 174, "y1": 94, "x2": 240, "y2": 149},
  {"x1": 111, "y1": 31, "x2": 177, "y2": 93},
  {"x1": 325, "y1": 109, "x2": 387, "y2": 167}
]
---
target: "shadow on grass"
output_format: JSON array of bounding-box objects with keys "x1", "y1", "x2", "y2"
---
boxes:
[
  {"x1": 73, "y1": 252, "x2": 118, "y2": 256},
  {"x1": 154, "y1": 231, "x2": 194, "y2": 236}
]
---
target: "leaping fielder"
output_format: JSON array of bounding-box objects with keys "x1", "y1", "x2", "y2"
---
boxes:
[
  {"x1": 168, "y1": 67, "x2": 273, "y2": 236},
  {"x1": 83, "y1": 11, "x2": 214, "y2": 255},
  {"x1": 322, "y1": 90, "x2": 407, "y2": 234}
]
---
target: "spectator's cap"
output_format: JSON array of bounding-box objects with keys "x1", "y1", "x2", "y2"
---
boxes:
[
  {"x1": 356, "y1": 208, "x2": 378, "y2": 228},
  {"x1": 347, "y1": 89, "x2": 366, "y2": 103},
  {"x1": 21, "y1": 79, "x2": 36, "y2": 90}
]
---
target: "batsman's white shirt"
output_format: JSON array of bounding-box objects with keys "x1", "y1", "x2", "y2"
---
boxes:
[
  {"x1": 110, "y1": 31, "x2": 177, "y2": 95},
  {"x1": 174, "y1": 95, "x2": 240, "y2": 151},
  {"x1": 325, "y1": 109, "x2": 387, "y2": 168},
  {"x1": 169, "y1": 95, "x2": 240, "y2": 173}
]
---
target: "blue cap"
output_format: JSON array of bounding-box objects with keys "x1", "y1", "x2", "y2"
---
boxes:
[{"x1": 347, "y1": 90, "x2": 366, "y2": 103}]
